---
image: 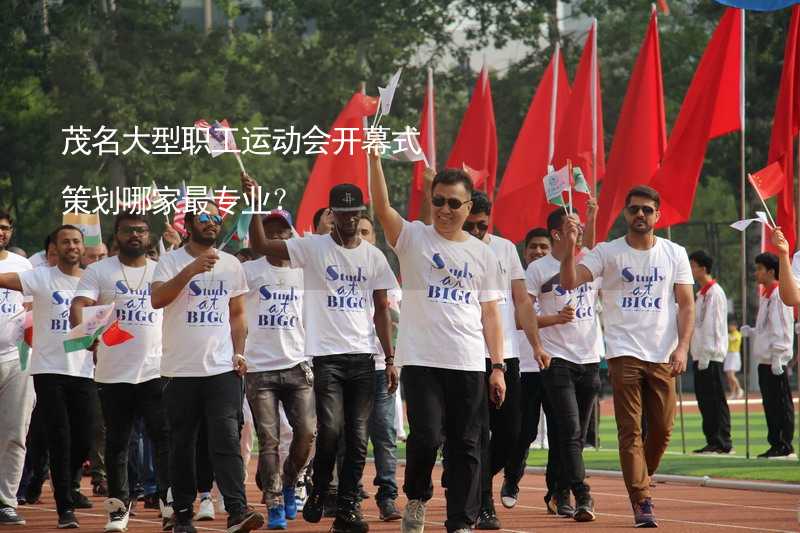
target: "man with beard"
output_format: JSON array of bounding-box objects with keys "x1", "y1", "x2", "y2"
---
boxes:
[
  {"x1": 0, "y1": 225, "x2": 95, "y2": 529},
  {"x1": 559, "y1": 185, "x2": 694, "y2": 528},
  {"x1": 70, "y1": 212, "x2": 171, "y2": 532},
  {"x1": 242, "y1": 174, "x2": 396, "y2": 533},
  {"x1": 0, "y1": 212, "x2": 34, "y2": 526},
  {"x1": 151, "y1": 201, "x2": 264, "y2": 533}
]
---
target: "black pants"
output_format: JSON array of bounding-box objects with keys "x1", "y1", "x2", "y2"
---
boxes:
[
  {"x1": 758, "y1": 364, "x2": 795, "y2": 452},
  {"x1": 504, "y1": 372, "x2": 544, "y2": 486},
  {"x1": 16, "y1": 400, "x2": 50, "y2": 502},
  {"x1": 543, "y1": 359, "x2": 600, "y2": 496},
  {"x1": 164, "y1": 371, "x2": 247, "y2": 517},
  {"x1": 403, "y1": 365, "x2": 485, "y2": 532},
  {"x1": 32, "y1": 374, "x2": 96, "y2": 515},
  {"x1": 480, "y1": 358, "x2": 520, "y2": 507},
  {"x1": 196, "y1": 418, "x2": 215, "y2": 493},
  {"x1": 311, "y1": 354, "x2": 374, "y2": 507},
  {"x1": 98, "y1": 378, "x2": 170, "y2": 506},
  {"x1": 693, "y1": 361, "x2": 732, "y2": 450}
]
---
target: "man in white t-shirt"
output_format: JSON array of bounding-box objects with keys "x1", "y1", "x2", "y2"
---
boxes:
[
  {"x1": 0, "y1": 212, "x2": 34, "y2": 527},
  {"x1": 461, "y1": 192, "x2": 548, "y2": 530},
  {"x1": 0, "y1": 224, "x2": 96, "y2": 529},
  {"x1": 70, "y1": 213, "x2": 170, "y2": 532},
  {"x1": 369, "y1": 152, "x2": 506, "y2": 533},
  {"x1": 687, "y1": 250, "x2": 732, "y2": 455},
  {"x1": 243, "y1": 175, "x2": 396, "y2": 533},
  {"x1": 559, "y1": 185, "x2": 694, "y2": 528},
  {"x1": 241, "y1": 210, "x2": 315, "y2": 529},
  {"x1": 151, "y1": 201, "x2": 264, "y2": 533},
  {"x1": 526, "y1": 207, "x2": 604, "y2": 523}
]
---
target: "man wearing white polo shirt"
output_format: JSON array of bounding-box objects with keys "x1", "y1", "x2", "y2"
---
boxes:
[
  {"x1": 152, "y1": 201, "x2": 263, "y2": 533},
  {"x1": 560, "y1": 185, "x2": 694, "y2": 528},
  {"x1": 70, "y1": 212, "x2": 170, "y2": 532},
  {"x1": 0, "y1": 224, "x2": 95, "y2": 529},
  {"x1": 369, "y1": 152, "x2": 506, "y2": 533}
]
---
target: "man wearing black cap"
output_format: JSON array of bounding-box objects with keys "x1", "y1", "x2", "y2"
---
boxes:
[{"x1": 242, "y1": 174, "x2": 397, "y2": 533}]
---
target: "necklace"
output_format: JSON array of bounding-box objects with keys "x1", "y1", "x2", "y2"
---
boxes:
[{"x1": 119, "y1": 257, "x2": 148, "y2": 292}]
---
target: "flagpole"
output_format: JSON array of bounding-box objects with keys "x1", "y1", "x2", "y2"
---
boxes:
[
  {"x1": 427, "y1": 67, "x2": 437, "y2": 170},
  {"x1": 590, "y1": 17, "x2": 598, "y2": 196},
  {"x1": 549, "y1": 44, "x2": 560, "y2": 167},
  {"x1": 361, "y1": 81, "x2": 374, "y2": 219},
  {"x1": 739, "y1": 8, "x2": 750, "y2": 459}
]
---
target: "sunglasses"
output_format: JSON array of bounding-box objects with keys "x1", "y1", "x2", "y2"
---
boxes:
[
  {"x1": 197, "y1": 213, "x2": 223, "y2": 225},
  {"x1": 432, "y1": 195, "x2": 471, "y2": 210},
  {"x1": 626, "y1": 205, "x2": 656, "y2": 216},
  {"x1": 463, "y1": 221, "x2": 489, "y2": 232}
]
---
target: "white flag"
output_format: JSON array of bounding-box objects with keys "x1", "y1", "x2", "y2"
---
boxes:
[
  {"x1": 378, "y1": 68, "x2": 403, "y2": 116},
  {"x1": 543, "y1": 164, "x2": 571, "y2": 204}
]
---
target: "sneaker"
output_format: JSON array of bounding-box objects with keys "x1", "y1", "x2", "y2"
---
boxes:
[
  {"x1": 282, "y1": 487, "x2": 297, "y2": 520},
  {"x1": 93, "y1": 479, "x2": 109, "y2": 497},
  {"x1": 267, "y1": 504, "x2": 287, "y2": 530},
  {"x1": 103, "y1": 500, "x2": 130, "y2": 532},
  {"x1": 757, "y1": 447, "x2": 784, "y2": 458},
  {"x1": 555, "y1": 490, "x2": 575, "y2": 518},
  {"x1": 500, "y1": 479, "x2": 518, "y2": 509},
  {"x1": 0, "y1": 504, "x2": 25, "y2": 525},
  {"x1": 573, "y1": 492, "x2": 596, "y2": 522},
  {"x1": 161, "y1": 515, "x2": 174, "y2": 531},
  {"x1": 160, "y1": 499, "x2": 174, "y2": 521},
  {"x1": 301, "y1": 490, "x2": 324, "y2": 523},
  {"x1": 401, "y1": 499, "x2": 426, "y2": 533},
  {"x1": 377, "y1": 499, "x2": 401, "y2": 521},
  {"x1": 323, "y1": 492, "x2": 338, "y2": 518},
  {"x1": 475, "y1": 503, "x2": 501, "y2": 530},
  {"x1": 173, "y1": 508, "x2": 195, "y2": 533},
  {"x1": 72, "y1": 491, "x2": 93, "y2": 509},
  {"x1": 330, "y1": 501, "x2": 369, "y2": 533},
  {"x1": 692, "y1": 444, "x2": 718, "y2": 454},
  {"x1": 294, "y1": 480, "x2": 307, "y2": 511},
  {"x1": 633, "y1": 498, "x2": 657, "y2": 528},
  {"x1": 226, "y1": 507, "x2": 265, "y2": 533},
  {"x1": 57, "y1": 510, "x2": 80, "y2": 529},
  {"x1": 194, "y1": 496, "x2": 214, "y2": 521},
  {"x1": 716, "y1": 447, "x2": 735, "y2": 455}
]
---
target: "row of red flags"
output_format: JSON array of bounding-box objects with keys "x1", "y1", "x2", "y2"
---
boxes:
[{"x1": 295, "y1": 6, "x2": 800, "y2": 251}]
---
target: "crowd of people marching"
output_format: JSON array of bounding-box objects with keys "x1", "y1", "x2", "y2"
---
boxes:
[{"x1": 0, "y1": 152, "x2": 796, "y2": 533}]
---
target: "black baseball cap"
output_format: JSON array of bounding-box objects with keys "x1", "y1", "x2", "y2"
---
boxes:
[{"x1": 329, "y1": 183, "x2": 365, "y2": 212}]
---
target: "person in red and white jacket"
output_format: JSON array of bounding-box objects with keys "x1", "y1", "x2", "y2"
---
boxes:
[{"x1": 688, "y1": 250, "x2": 731, "y2": 455}]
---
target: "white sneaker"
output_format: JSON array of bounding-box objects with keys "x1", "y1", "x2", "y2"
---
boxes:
[
  {"x1": 295, "y1": 482, "x2": 307, "y2": 511},
  {"x1": 103, "y1": 498, "x2": 129, "y2": 532},
  {"x1": 195, "y1": 496, "x2": 215, "y2": 521},
  {"x1": 215, "y1": 494, "x2": 226, "y2": 514},
  {"x1": 401, "y1": 499, "x2": 426, "y2": 533},
  {"x1": 159, "y1": 499, "x2": 173, "y2": 520}
]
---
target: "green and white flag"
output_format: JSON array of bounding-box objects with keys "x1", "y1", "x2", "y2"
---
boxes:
[
  {"x1": 64, "y1": 303, "x2": 115, "y2": 353},
  {"x1": 573, "y1": 166, "x2": 591, "y2": 194},
  {"x1": 543, "y1": 164, "x2": 571, "y2": 206}
]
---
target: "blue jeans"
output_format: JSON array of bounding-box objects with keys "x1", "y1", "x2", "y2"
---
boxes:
[{"x1": 368, "y1": 370, "x2": 398, "y2": 502}]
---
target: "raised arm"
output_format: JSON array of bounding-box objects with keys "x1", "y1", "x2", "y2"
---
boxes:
[
  {"x1": 368, "y1": 150, "x2": 405, "y2": 248},
  {"x1": 240, "y1": 173, "x2": 290, "y2": 260},
  {"x1": 671, "y1": 283, "x2": 695, "y2": 376},
  {"x1": 560, "y1": 215, "x2": 594, "y2": 290},
  {"x1": 0, "y1": 272, "x2": 22, "y2": 293},
  {"x1": 583, "y1": 196, "x2": 597, "y2": 250},
  {"x1": 772, "y1": 228, "x2": 800, "y2": 305}
]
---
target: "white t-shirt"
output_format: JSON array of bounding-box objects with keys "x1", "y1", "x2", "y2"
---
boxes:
[
  {"x1": 791, "y1": 251, "x2": 800, "y2": 283},
  {"x1": 19, "y1": 266, "x2": 93, "y2": 378},
  {"x1": 517, "y1": 330, "x2": 540, "y2": 373},
  {"x1": 243, "y1": 258, "x2": 306, "y2": 372},
  {"x1": 486, "y1": 235, "x2": 526, "y2": 359},
  {"x1": 152, "y1": 247, "x2": 248, "y2": 377},
  {"x1": 580, "y1": 236, "x2": 693, "y2": 364},
  {"x1": 753, "y1": 284, "x2": 794, "y2": 366},
  {"x1": 391, "y1": 220, "x2": 503, "y2": 372},
  {"x1": 29, "y1": 251, "x2": 48, "y2": 269},
  {"x1": 0, "y1": 252, "x2": 32, "y2": 363},
  {"x1": 286, "y1": 234, "x2": 397, "y2": 357},
  {"x1": 526, "y1": 253, "x2": 604, "y2": 364},
  {"x1": 75, "y1": 256, "x2": 162, "y2": 384}
]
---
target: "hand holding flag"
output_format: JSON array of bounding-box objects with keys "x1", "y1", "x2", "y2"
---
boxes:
[{"x1": 195, "y1": 118, "x2": 247, "y2": 174}]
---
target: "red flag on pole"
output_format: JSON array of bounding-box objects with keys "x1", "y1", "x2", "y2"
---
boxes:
[
  {"x1": 295, "y1": 93, "x2": 379, "y2": 231},
  {"x1": 749, "y1": 161, "x2": 788, "y2": 200},
  {"x1": 407, "y1": 68, "x2": 437, "y2": 220},
  {"x1": 446, "y1": 66, "x2": 498, "y2": 198},
  {"x1": 767, "y1": 5, "x2": 800, "y2": 251},
  {"x1": 494, "y1": 47, "x2": 571, "y2": 242},
  {"x1": 650, "y1": 8, "x2": 743, "y2": 227},
  {"x1": 596, "y1": 9, "x2": 667, "y2": 242}
]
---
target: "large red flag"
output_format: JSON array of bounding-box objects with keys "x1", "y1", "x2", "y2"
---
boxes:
[
  {"x1": 650, "y1": 8, "x2": 743, "y2": 227},
  {"x1": 494, "y1": 47, "x2": 571, "y2": 242},
  {"x1": 446, "y1": 66, "x2": 498, "y2": 198},
  {"x1": 596, "y1": 10, "x2": 667, "y2": 242},
  {"x1": 767, "y1": 5, "x2": 800, "y2": 251},
  {"x1": 407, "y1": 68, "x2": 437, "y2": 220},
  {"x1": 553, "y1": 18, "x2": 605, "y2": 217},
  {"x1": 295, "y1": 93, "x2": 379, "y2": 231}
]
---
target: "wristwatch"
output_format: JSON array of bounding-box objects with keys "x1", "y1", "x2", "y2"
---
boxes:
[{"x1": 491, "y1": 362, "x2": 507, "y2": 373}]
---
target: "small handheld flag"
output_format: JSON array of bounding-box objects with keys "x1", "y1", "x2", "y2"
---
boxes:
[{"x1": 543, "y1": 164, "x2": 571, "y2": 208}]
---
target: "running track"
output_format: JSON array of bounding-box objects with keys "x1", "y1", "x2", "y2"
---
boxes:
[{"x1": 18, "y1": 464, "x2": 800, "y2": 532}]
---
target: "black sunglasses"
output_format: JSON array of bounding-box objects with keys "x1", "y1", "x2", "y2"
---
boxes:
[
  {"x1": 463, "y1": 221, "x2": 489, "y2": 232},
  {"x1": 432, "y1": 195, "x2": 471, "y2": 210},
  {"x1": 626, "y1": 205, "x2": 656, "y2": 216}
]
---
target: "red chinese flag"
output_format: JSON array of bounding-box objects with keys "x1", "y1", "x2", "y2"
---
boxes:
[
  {"x1": 295, "y1": 93, "x2": 379, "y2": 231},
  {"x1": 101, "y1": 320, "x2": 134, "y2": 347},
  {"x1": 407, "y1": 68, "x2": 437, "y2": 221},
  {"x1": 749, "y1": 162, "x2": 787, "y2": 200},
  {"x1": 494, "y1": 47, "x2": 571, "y2": 242},
  {"x1": 650, "y1": 8, "x2": 742, "y2": 227},
  {"x1": 596, "y1": 10, "x2": 667, "y2": 242},
  {"x1": 446, "y1": 66, "x2": 498, "y2": 198}
]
